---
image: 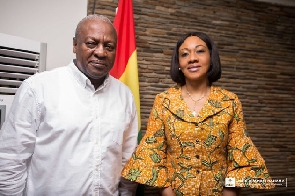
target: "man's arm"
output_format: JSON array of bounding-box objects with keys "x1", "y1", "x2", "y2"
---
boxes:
[
  {"x1": 119, "y1": 100, "x2": 139, "y2": 196},
  {"x1": 0, "y1": 81, "x2": 38, "y2": 195}
]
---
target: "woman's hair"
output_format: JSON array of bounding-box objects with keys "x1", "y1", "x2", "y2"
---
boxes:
[{"x1": 170, "y1": 32, "x2": 221, "y2": 86}]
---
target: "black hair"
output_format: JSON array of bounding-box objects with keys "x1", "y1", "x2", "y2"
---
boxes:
[{"x1": 170, "y1": 32, "x2": 221, "y2": 86}]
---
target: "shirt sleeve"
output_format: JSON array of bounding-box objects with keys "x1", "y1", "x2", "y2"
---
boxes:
[
  {"x1": 226, "y1": 95, "x2": 275, "y2": 189},
  {"x1": 121, "y1": 94, "x2": 170, "y2": 188},
  {"x1": 0, "y1": 81, "x2": 39, "y2": 195},
  {"x1": 119, "y1": 98, "x2": 139, "y2": 195}
]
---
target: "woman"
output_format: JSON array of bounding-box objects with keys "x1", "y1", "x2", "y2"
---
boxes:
[{"x1": 121, "y1": 32, "x2": 274, "y2": 196}]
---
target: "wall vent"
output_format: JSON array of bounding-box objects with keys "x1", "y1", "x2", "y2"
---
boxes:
[
  {"x1": 0, "y1": 33, "x2": 46, "y2": 129},
  {"x1": 0, "y1": 33, "x2": 46, "y2": 95}
]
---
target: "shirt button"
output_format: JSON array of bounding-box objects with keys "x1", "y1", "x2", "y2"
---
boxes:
[
  {"x1": 196, "y1": 170, "x2": 200, "y2": 174},
  {"x1": 195, "y1": 155, "x2": 199, "y2": 159},
  {"x1": 196, "y1": 139, "x2": 199, "y2": 143}
]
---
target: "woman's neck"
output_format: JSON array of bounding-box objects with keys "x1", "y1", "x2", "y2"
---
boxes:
[{"x1": 184, "y1": 79, "x2": 210, "y2": 96}]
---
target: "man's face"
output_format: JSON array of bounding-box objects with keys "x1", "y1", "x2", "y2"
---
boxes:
[{"x1": 73, "y1": 19, "x2": 117, "y2": 82}]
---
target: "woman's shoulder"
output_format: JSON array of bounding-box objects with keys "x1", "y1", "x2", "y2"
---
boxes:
[
  {"x1": 211, "y1": 86, "x2": 239, "y2": 100},
  {"x1": 156, "y1": 85, "x2": 180, "y2": 98}
]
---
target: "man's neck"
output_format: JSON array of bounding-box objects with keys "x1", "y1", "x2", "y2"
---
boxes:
[{"x1": 90, "y1": 76, "x2": 106, "y2": 90}]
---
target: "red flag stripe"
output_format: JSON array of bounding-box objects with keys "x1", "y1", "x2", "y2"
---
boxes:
[{"x1": 111, "y1": 0, "x2": 136, "y2": 79}]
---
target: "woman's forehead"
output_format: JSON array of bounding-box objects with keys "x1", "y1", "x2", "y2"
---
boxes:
[{"x1": 180, "y1": 36, "x2": 206, "y2": 49}]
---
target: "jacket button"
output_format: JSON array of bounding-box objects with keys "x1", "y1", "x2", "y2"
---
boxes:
[{"x1": 195, "y1": 155, "x2": 199, "y2": 159}]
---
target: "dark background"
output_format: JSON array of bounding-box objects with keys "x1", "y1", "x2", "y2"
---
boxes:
[{"x1": 88, "y1": 0, "x2": 295, "y2": 195}]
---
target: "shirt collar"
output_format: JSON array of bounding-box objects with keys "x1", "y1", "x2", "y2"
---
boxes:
[{"x1": 68, "y1": 60, "x2": 110, "y2": 91}]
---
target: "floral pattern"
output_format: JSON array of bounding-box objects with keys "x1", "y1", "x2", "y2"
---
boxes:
[{"x1": 121, "y1": 86, "x2": 274, "y2": 195}]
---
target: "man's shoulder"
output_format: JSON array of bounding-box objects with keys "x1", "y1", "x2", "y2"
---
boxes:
[
  {"x1": 108, "y1": 76, "x2": 132, "y2": 93},
  {"x1": 26, "y1": 66, "x2": 67, "y2": 83}
]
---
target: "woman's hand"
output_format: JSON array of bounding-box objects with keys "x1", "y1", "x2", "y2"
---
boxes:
[
  {"x1": 223, "y1": 187, "x2": 240, "y2": 196},
  {"x1": 160, "y1": 186, "x2": 175, "y2": 196}
]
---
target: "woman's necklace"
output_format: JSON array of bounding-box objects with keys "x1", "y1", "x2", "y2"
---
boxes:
[{"x1": 186, "y1": 86, "x2": 207, "y2": 116}]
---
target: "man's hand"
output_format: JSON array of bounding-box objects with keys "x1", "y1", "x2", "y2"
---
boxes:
[{"x1": 223, "y1": 187, "x2": 240, "y2": 196}]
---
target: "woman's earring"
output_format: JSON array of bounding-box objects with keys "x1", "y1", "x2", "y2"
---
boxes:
[{"x1": 178, "y1": 68, "x2": 181, "y2": 70}]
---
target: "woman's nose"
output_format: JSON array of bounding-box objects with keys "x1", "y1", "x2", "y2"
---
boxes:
[{"x1": 189, "y1": 52, "x2": 198, "y2": 62}]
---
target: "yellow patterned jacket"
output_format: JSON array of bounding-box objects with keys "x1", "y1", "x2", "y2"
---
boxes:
[{"x1": 122, "y1": 86, "x2": 274, "y2": 195}]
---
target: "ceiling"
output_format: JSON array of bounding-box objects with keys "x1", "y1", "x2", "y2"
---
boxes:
[{"x1": 254, "y1": 0, "x2": 295, "y2": 7}]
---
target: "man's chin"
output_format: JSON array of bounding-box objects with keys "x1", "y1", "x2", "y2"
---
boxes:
[{"x1": 87, "y1": 72, "x2": 109, "y2": 80}]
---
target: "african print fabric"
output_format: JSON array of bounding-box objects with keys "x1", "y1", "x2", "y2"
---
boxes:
[{"x1": 122, "y1": 86, "x2": 274, "y2": 195}]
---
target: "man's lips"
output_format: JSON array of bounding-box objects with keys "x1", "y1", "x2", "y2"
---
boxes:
[{"x1": 89, "y1": 61, "x2": 106, "y2": 68}]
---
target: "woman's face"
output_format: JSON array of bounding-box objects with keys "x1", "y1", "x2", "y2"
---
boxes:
[{"x1": 178, "y1": 36, "x2": 211, "y2": 83}]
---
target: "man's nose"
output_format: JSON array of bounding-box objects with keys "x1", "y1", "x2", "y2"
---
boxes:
[{"x1": 93, "y1": 45, "x2": 106, "y2": 57}]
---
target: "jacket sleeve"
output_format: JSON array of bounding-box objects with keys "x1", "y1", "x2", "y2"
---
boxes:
[
  {"x1": 0, "y1": 81, "x2": 38, "y2": 195},
  {"x1": 121, "y1": 94, "x2": 170, "y2": 188},
  {"x1": 226, "y1": 95, "x2": 274, "y2": 189}
]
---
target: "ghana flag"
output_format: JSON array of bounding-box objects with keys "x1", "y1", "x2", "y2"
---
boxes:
[{"x1": 111, "y1": 0, "x2": 142, "y2": 142}]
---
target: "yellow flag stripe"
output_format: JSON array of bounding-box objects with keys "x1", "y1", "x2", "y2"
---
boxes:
[{"x1": 119, "y1": 50, "x2": 141, "y2": 128}]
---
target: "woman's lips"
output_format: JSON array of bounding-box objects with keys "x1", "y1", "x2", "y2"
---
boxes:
[{"x1": 188, "y1": 65, "x2": 201, "y2": 72}]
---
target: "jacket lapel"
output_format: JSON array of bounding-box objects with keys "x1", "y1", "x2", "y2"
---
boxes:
[{"x1": 163, "y1": 86, "x2": 233, "y2": 123}]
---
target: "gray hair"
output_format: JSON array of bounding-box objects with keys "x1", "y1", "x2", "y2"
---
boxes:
[{"x1": 75, "y1": 14, "x2": 117, "y2": 38}]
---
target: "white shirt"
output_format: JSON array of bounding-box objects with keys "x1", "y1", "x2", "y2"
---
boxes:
[{"x1": 0, "y1": 61, "x2": 138, "y2": 196}]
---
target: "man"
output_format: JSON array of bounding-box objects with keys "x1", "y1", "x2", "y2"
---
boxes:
[{"x1": 0, "y1": 14, "x2": 138, "y2": 195}]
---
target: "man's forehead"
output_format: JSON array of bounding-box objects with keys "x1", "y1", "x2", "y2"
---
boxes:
[{"x1": 82, "y1": 20, "x2": 114, "y2": 33}]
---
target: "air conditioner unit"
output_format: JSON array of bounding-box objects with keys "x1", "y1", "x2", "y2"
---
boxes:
[{"x1": 0, "y1": 33, "x2": 47, "y2": 129}]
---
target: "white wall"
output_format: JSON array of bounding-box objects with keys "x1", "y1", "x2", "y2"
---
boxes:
[{"x1": 0, "y1": 0, "x2": 88, "y2": 71}]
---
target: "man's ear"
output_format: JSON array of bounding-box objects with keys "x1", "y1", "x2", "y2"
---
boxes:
[{"x1": 73, "y1": 37, "x2": 77, "y2": 53}]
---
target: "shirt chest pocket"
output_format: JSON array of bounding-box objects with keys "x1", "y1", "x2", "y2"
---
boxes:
[{"x1": 100, "y1": 119, "x2": 129, "y2": 146}]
